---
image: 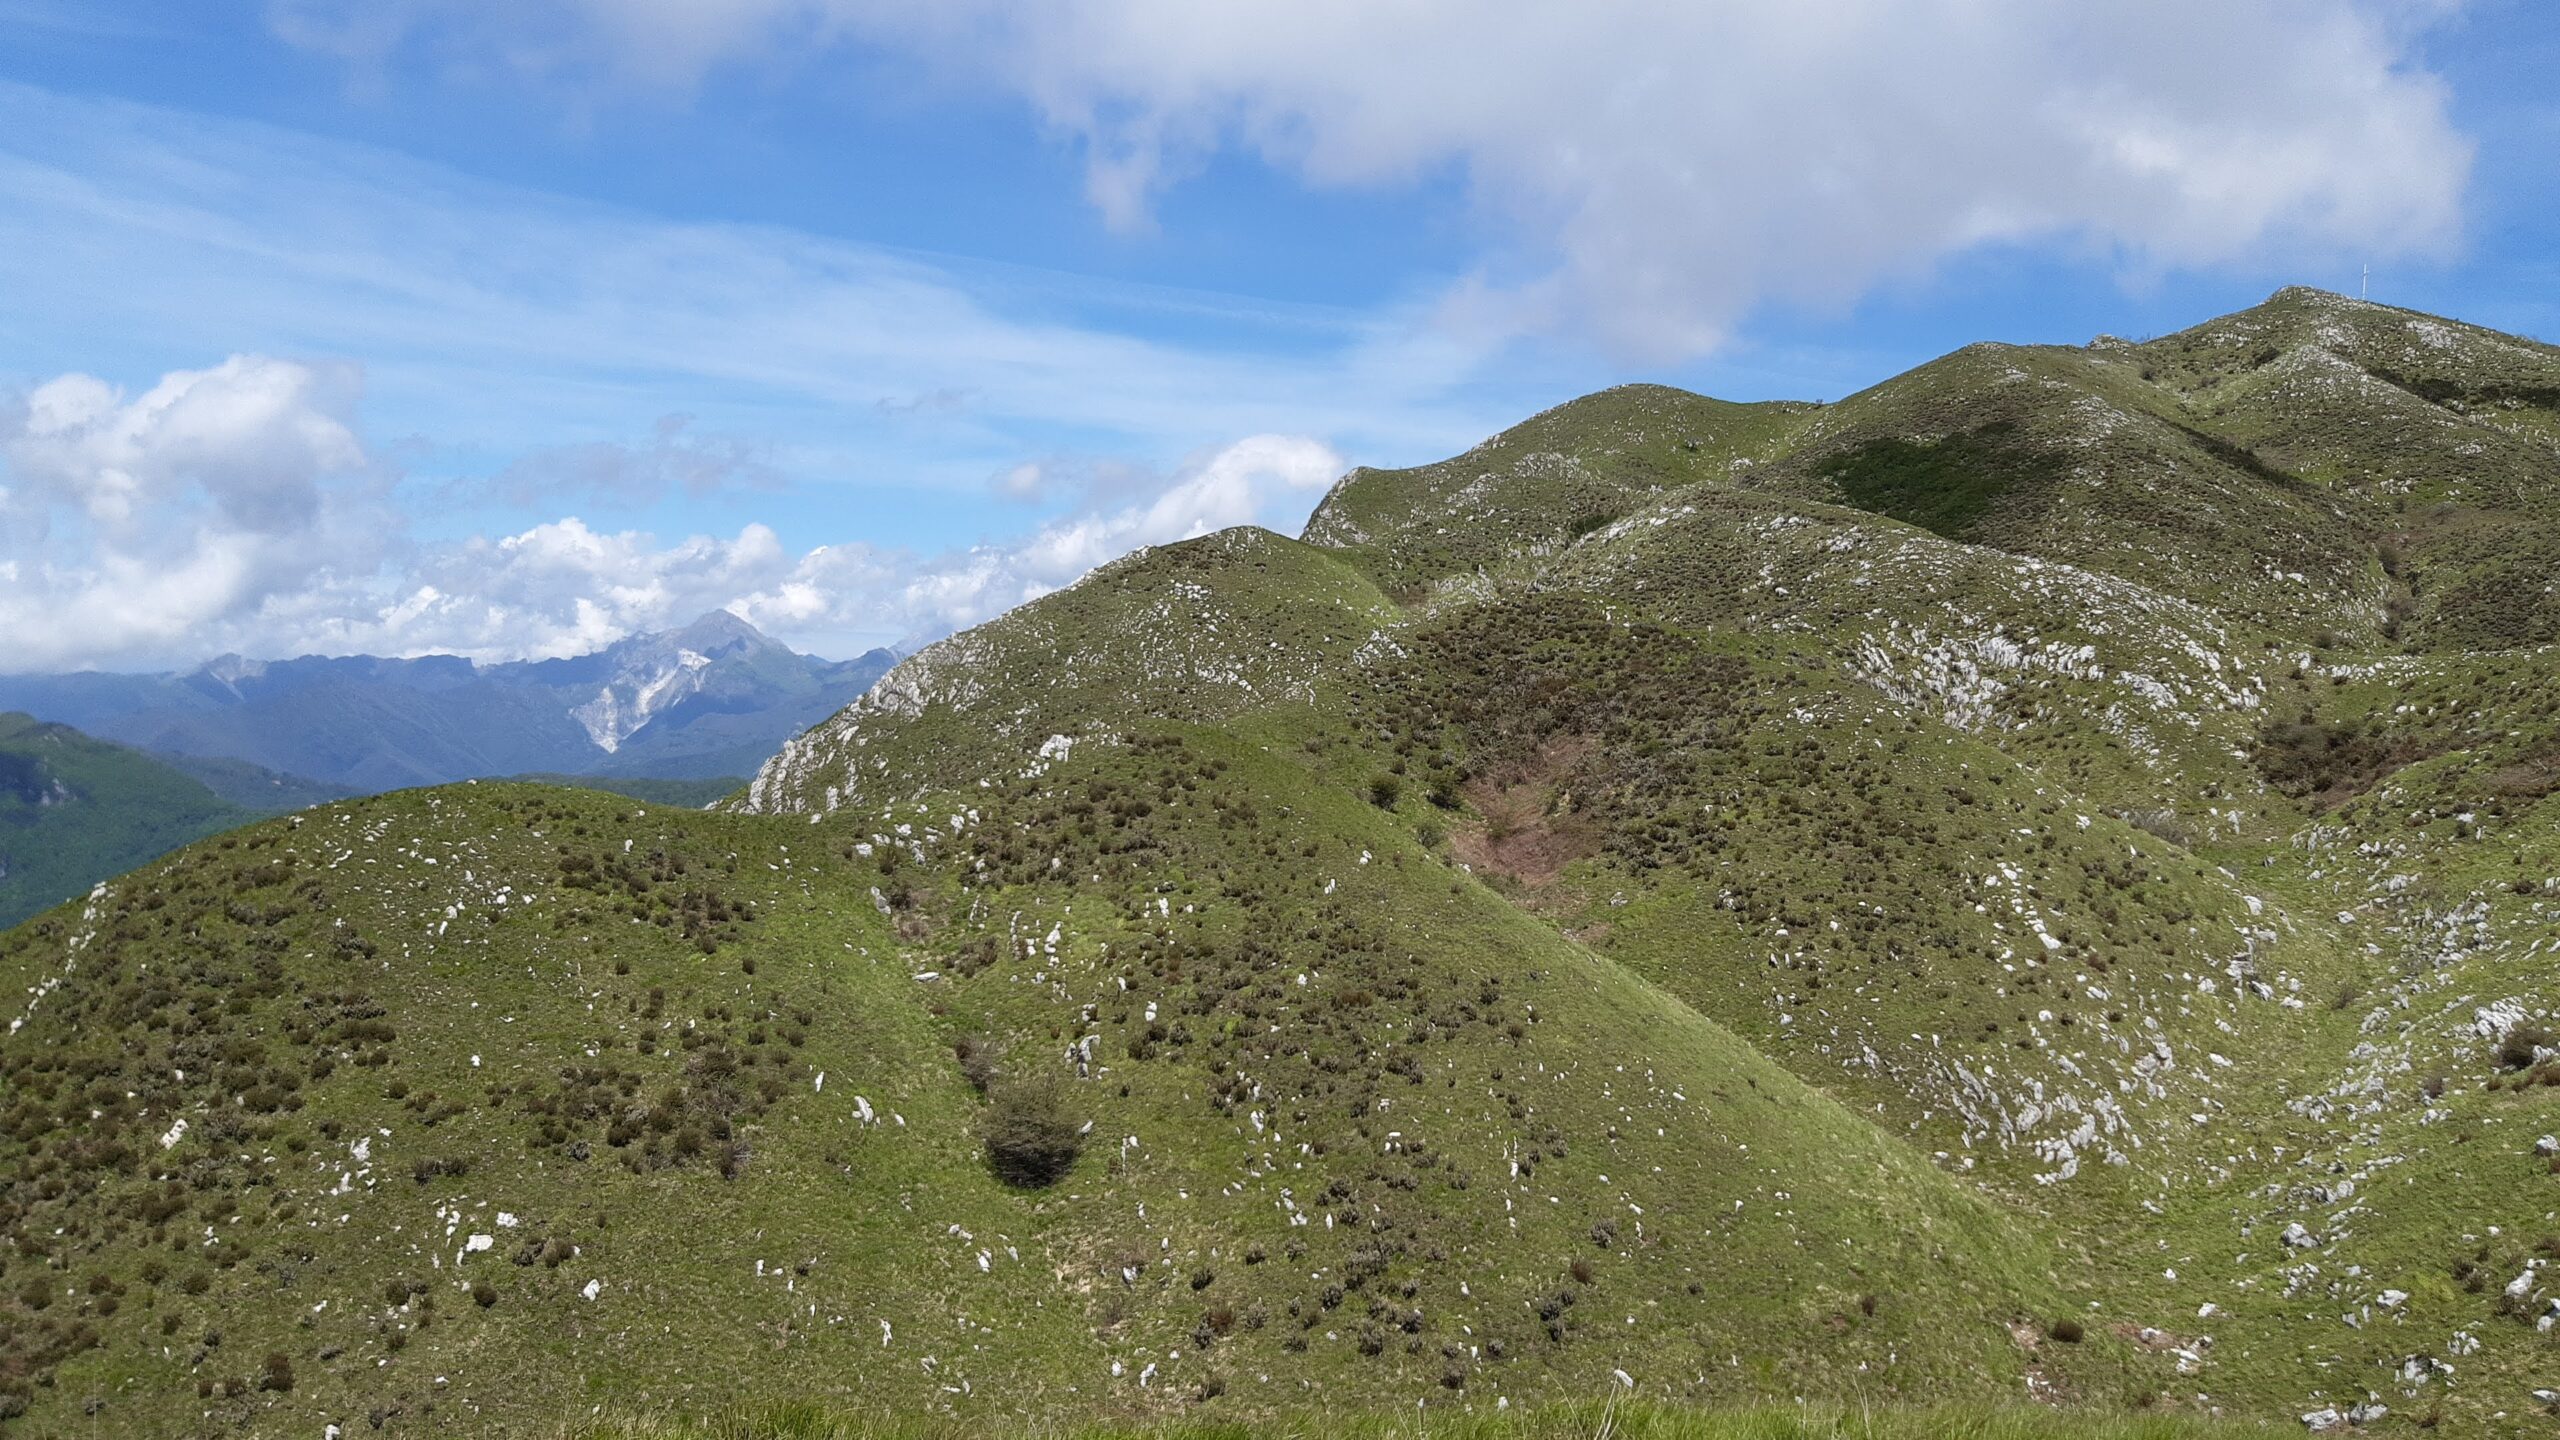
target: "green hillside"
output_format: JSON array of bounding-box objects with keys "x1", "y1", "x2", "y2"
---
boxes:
[
  {"x1": 152, "y1": 751, "x2": 354, "y2": 816},
  {"x1": 5, "y1": 290, "x2": 2560, "y2": 1437},
  {"x1": 0, "y1": 715, "x2": 269, "y2": 931},
  {"x1": 504, "y1": 773, "x2": 750, "y2": 809}
]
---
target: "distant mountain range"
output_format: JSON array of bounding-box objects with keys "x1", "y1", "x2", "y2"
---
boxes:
[{"x1": 0, "y1": 611, "x2": 896, "y2": 793}]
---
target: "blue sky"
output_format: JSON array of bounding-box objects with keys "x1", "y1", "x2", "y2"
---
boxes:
[{"x1": 0, "y1": 1, "x2": 2552, "y2": 670}]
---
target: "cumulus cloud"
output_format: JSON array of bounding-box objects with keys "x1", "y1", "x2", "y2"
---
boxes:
[
  {"x1": 5, "y1": 354, "x2": 364, "y2": 534},
  {"x1": 0, "y1": 355, "x2": 386, "y2": 670},
  {"x1": 0, "y1": 354, "x2": 1338, "y2": 668},
  {"x1": 256, "y1": 516, "x2": 839, "y2": 661},
  {"x1": 903, "y1": 432, "x2": 1341, "y2": 633},
  {"x1": 271, "y1": 0, "x2": 2476, "y2": 359},
  {"x1": 248, "y1": 432, "x2": 1338, "y2": 661}
]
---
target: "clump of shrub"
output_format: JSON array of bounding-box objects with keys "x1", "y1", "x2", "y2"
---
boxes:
[
  {"x1": 2497, "y1": 1023, "x2": 2554, "y2": 1072},
  {"x1": 953, "y1": 1034, "x2": 1000, "y2": 1093},
  {"x1": 983, "y1": 1080, "x2": 1084, "y2": 1188},
  {"x1": 258, "y1": 1352, "x2": 294, "y2": 1392},
  {"x1": 2117, "y1": 808, "x2": 2193, "y2": 849}
]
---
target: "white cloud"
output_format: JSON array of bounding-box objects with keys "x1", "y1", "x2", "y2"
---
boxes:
[
  {"x1": 898, "y1": 432, "x2": 1341, "y2": 633},
  {"x1": 6, "y1": 355, "x2": 364, "y2": 534},
  {"x1": 271, "y1": 0, "x2": 2476, "y2": 359},
  {"x1": 257, "y1": 516, "x2": 826, "y2": 662},
  {"x1": 242, "y1": 432, "x2": 1339, "y2": 662},
  {"x1": 0, "y1": 353, "x2": 1339, "y2": 668},
  {"x1": 0, "y1": 80, "x2": 1496, "y2": 494},
  {"x1": 0, "y1": 355, "x2": 386, "y2": 669},
  {"x1": 0, "y1": 81, "x2": 1511, "y2": 668}
]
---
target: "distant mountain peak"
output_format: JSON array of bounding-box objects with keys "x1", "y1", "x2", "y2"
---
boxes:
[
  {"x1": 0, "y1": 611, "x2": 896, "y2": 792},
  {"x1": 195, "y1": 654, "x2": 267, "y2": 686},
  {"x1": 661, "y1": 608, "x2": 769, "y2": 653},
  {"x1": 573, "y1": 646, "x2": 718, "y2": 753}
]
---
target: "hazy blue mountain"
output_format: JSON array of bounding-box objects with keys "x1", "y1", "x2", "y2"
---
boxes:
[
  {"x1": 0, "y1": 612, "x2": 894, "y2": 793},
  {"x1": 151, "y1": 749, "x2": 358, "y2": 812}
]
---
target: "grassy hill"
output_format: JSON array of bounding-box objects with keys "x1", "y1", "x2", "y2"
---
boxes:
[
  {"x1": 0, "y1": 715, "x2": 272, "y2": 931},
  {"x1": 4, "y1": 290, "x2": 2558, "y2": 1437},
  {"x1": 503, "y1": 773, "x2": 750, "y2": 809}
]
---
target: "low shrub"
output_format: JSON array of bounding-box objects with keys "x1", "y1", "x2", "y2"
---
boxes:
[{"x1": 983, "y1": 1081, "x2": 1083, "y2": 1188}]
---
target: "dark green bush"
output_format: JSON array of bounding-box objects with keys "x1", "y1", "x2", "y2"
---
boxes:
[
  {"x1": 2497, "y1": 1024, "x2": 2554, "y2": 1071},
  {"x1": 983, "y1": 1080, "x2": 1083, "y2": 1188}
]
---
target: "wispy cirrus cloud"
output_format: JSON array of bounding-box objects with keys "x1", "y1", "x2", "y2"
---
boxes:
[
  {"x1": 0, "y1": 79, "x2": 1494, "y2": 470},
  {"x1": 457, "y1": 415, "x2": 786, "y2": 510},
  {"x1": 0, "y1": 80, "x2": 1495, "y2": 668},
  {"x1": 268, "y1": 0, "x2": 2476, "y2": 361}
]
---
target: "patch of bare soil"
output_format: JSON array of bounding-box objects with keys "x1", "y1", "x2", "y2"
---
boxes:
[{"x1": 1448, "y1": 734, "x2": 1603, "y2": 893}]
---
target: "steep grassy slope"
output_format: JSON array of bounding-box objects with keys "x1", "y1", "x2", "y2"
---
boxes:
[
  {"x1": 1732, "y1": 342, "x2": 2380, "y2": 643},
  {"x1": 0, "y1": 768, "x2": 2112, "y2": 1436},
  {"x1": 0, "y1": 716, "x2": 268, "y2": 930},
  {"x1": 726, "y1": 290, "x2": 2560, "y2": 1433},
  {"x1": 746, "y1": 528, "x2": 1402, "y2": 817},
  {"x1": 575, "y1": 1398, "x2": 2259, "y2": 1439}
]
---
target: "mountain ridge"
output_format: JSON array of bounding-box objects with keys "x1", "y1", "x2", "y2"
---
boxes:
[
  {"x1": 0, "y1": 611, "x2": 897, "y2": 793},
  {"x1": 6, "y1": 288, "x2": 2559, "y2": 1435}
]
